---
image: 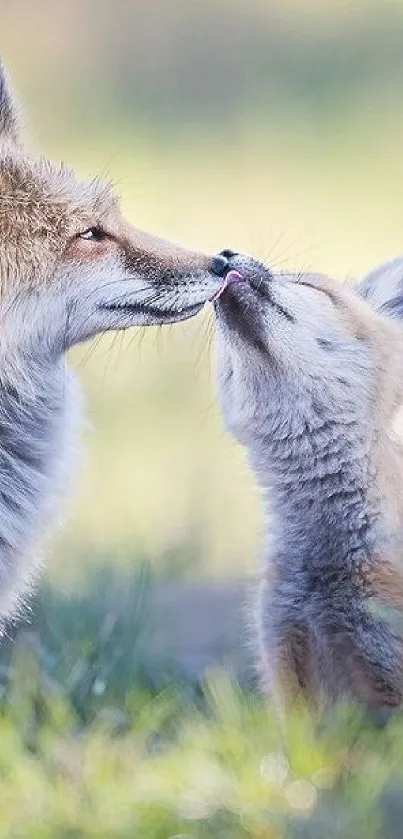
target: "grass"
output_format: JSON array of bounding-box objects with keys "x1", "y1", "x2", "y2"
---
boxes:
[{"x1": 0, "y1": 566, "x2": 402, "y2": 838}]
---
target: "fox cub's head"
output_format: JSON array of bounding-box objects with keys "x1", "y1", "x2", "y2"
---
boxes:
[
  {"x1": 213, "y1": 254, "x2": 403, "y2": 448},
  {"x1": 0, "y1": 62, "x2": 223, "y2": 354}
]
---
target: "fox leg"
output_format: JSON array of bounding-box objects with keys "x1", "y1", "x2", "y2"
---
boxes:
[
  {"x1": 316, "y1": 598, "x2": 403, "y2": 712},
  {"x1": 257, "y1": 570, "x2": 403, "y2": 712},
  {"x1": 256, "y1": 581, "x2": 319, "y2": 708}
]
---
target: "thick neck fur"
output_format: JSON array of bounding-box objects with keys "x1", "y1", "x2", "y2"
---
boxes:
[
  {"x1": 0, "y1": 345, "x2": 80, "y2": 624},
  {"x1": 247, "y1": 389, "x2": 379, "y2": 588}
]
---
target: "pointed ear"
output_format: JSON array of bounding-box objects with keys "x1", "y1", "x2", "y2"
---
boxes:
[
  {"x1": 357, "y1": 257, "x2": 403, "y2": 320},
  {"x1": 0, "y1": 60, "x2": 21, "y2": 143}
]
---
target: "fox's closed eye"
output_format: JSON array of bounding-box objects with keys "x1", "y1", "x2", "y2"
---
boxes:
[
  {"x1": 78, "y1": 227, "x2": 108, "y2": 242},
  {"x1": 316, "y1": 337, "x2": 336, "y2": 350}
]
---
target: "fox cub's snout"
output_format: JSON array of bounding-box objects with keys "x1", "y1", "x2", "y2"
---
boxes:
[{"x1": 213, "y1": 254, "x2": 403, "y2": 712}]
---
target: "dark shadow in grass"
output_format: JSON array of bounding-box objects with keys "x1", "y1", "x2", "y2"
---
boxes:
[{"x1": 0, "y1": 562, "x2": 249, "y2": 729}]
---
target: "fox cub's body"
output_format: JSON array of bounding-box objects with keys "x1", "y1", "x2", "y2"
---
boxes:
[
  {"x1": 213, "y1": 254, "x2": 403, "y2": 712},
  {"x1": 0, "y1": 62, "x2": 220, "y2": 623}
]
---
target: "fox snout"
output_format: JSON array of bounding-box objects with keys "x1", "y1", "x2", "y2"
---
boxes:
[{"x1": 62, "y1": 214, "x2": 221, "y2": 343}]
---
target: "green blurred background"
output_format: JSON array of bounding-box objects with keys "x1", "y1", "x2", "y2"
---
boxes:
[
  {"x1": 4, "y1": 0, "x2": 403, "y2": 588},
  {"x1": 3, "y1": 4, "x2": 403, "y2": 836}
]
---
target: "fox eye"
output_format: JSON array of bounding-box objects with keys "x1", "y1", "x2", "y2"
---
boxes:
[
  {"x1": 78, "y1": 227, "x2": 107, "y2": 242},
  {"x1": 316, "y1": 337, "x2": 335, "y2": 350}
]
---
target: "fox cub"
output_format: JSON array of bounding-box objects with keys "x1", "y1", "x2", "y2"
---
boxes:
[
  {"x1": 213, "y1": 254, "x2": 403, "y2": 712},
  {"x1": 0, "y1": 61, "x2": 223, "y2": 624}
]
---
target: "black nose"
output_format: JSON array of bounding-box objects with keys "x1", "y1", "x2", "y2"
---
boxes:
[
  {"x1": 210, "y1": 253, "x2": 229, "y2": 277},
  {"x1": 220, "y1": 249, "x2": 238, "y2": 259},
  {"x1": 210, "y1": 249, "x2": 238, "y2": 277}
]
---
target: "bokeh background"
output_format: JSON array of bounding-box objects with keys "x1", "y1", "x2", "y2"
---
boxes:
[
  {"x1": 5, "y1": 0, "x2": 403, "y2": 588},
  {"x1": 3, "y1": 4, "x2": 403, "y2": 835}
]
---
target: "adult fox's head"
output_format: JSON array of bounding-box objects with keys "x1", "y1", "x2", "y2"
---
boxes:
[{"x1": 0, "y1": 61, "x2": 224, "y2": 354}]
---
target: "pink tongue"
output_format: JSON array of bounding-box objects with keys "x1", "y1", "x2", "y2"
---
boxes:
[{"x1": 210, "y1": 270, "x2": 244, "y2": 303}]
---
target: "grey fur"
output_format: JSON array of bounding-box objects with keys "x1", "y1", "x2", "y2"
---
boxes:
[
  {"x1": 0, "y1": 60, "x2": 20, "y2": 142},
  {"x1": 214, "y1": 255, "x2": 403, "y2": 710},
  {"x1": 0, "y1": 351, "x2": 80, "y2": 625}
]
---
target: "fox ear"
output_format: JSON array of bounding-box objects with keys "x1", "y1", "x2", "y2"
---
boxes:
[
  {"x1": 357, "y1": 257, "x2": 403, "y2": 320},
  {"x1": 0, "y1": 60, "x2": 21, "y2": 143}
]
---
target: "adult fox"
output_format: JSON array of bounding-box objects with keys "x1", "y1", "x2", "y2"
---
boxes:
[{"x1": 0, "y1": 61, "x2": 228, "y2": 624}]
